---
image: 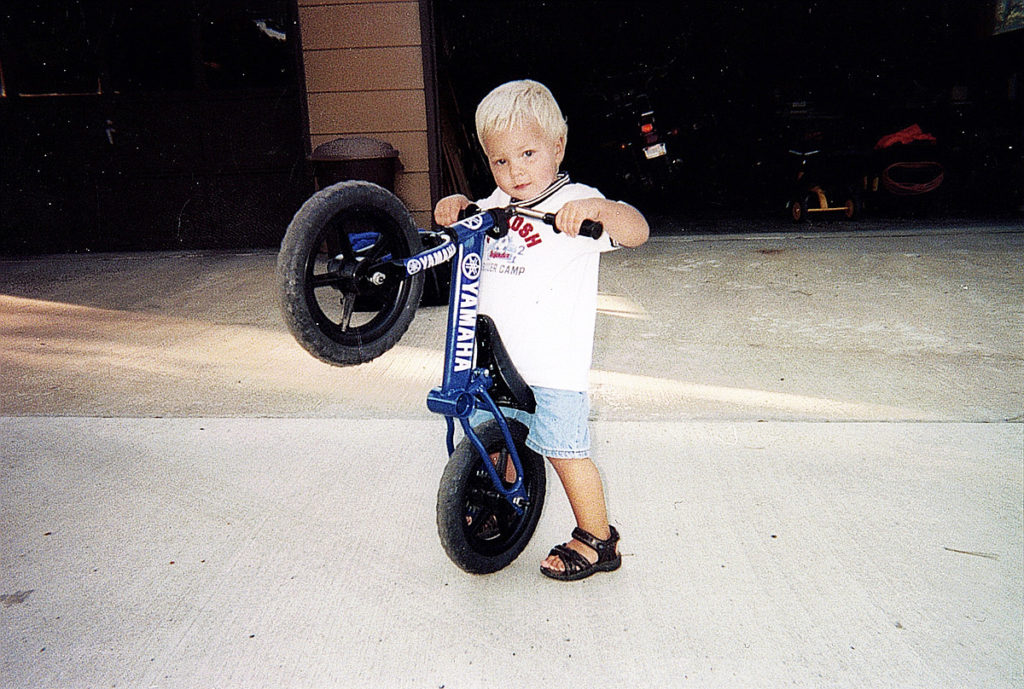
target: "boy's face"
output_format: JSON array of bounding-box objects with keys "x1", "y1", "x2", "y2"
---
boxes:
[{"x1": 482, "y1": 118, "x2": 565, "y2": 201}]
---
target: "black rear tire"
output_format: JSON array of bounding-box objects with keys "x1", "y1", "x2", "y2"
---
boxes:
[
  {"x1": 277, "y1": 181, "x2": 423, "y2": 366},
  {"x1": 437, "y1": 419, "x2": 546, "y2": 574}
]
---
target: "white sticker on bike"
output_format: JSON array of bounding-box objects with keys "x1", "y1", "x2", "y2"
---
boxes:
[
  {"x1": 453, "y1": 280, "x2": 479, "y2": 372},
  {"x1": 461, "y1": 214, "x2": 485, "y2": 230},
  {"x1": 407, "y1": 241, "x2": 456, "y2": 276},
  {"x1": 461, "y1": 253, "x2": 481, "y2": 281}
]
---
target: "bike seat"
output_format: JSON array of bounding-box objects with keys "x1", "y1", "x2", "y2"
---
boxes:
[{"x1": 475, "y1": 315, "x2": 536, "y2": 414}]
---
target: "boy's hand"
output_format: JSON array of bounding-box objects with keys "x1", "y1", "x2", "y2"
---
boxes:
[
  {"x1": 434, "y1": 194, "x2": 472, "y2": 226},
  {"x1": 555, "y1": 197, "x2": 650, "y2": 247},
  {"x1": 553, "y1": 198, "x2": 606, "y2": 238}
]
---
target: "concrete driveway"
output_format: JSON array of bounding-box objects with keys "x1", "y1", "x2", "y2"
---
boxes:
[{"x1": 2, "y1": 221, "x2": 1022, "y2": 687}]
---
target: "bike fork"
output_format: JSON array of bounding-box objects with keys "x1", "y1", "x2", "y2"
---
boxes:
[{"x1": 444, "y1": 390, "x2": 529, "y2": 514}]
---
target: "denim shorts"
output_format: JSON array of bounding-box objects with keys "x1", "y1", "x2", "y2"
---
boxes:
[{"x1": 469, "y1": 386, "x2": 591, "y2": 459}]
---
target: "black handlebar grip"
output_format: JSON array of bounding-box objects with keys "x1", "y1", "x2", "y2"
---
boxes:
[
  {"x1": 548, "y1": 216, "x2": 602, "y2": 240},
  {"x1": 543, "y1": 212, "x2": 603, "y2": 239},
  {"x1": 458, "y1": 204, "x2": 481, "y2": 221},
  {"x1": 578, "y1": 219, "x2": 604, "y2": 239}
]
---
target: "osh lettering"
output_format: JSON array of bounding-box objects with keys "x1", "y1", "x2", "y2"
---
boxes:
[{"x1": 509, "y1": 215, "x2": 542, "y2": 248}]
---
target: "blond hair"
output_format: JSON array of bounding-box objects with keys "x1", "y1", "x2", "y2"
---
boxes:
[{"x1": 475, "y1": 80, "x2": 568, "y2": 155}]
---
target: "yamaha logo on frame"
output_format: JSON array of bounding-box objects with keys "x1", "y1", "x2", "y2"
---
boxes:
[{"x1": 461, "y1": 253, "x2": 481, "y2": 281}]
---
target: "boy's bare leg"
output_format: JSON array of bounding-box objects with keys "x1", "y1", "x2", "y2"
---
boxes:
[{"x1": 542, "y1": 456, "x2": 617, "y2": 573}]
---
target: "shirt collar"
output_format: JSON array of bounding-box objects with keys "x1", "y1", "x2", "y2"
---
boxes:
[{"x1": 510, "y1": 172, "x2": 571, "y2": 208}]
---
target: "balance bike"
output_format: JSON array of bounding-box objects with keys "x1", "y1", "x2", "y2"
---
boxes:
[{"x1": 276, "y1": 181, "x2": 601, "y2": 573}]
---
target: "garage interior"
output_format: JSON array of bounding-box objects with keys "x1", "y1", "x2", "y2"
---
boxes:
[{"x1": 0, "y1": 1, "x2": 1020, "y2": 253}]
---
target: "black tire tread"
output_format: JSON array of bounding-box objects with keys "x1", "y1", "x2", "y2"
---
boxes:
[
  {"x1": 437, "y1": 419, "x2": 546, "y2": 574},
  {"x1": 276, "y1": 181, "x2": 423, "y2": 366}
]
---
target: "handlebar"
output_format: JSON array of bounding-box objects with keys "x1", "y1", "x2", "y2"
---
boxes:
[
  {"x1": 511, "y1": 206, "x2": 604, "y2": 239},
  {"x1": 458, "y1": 204, "x2": 482, "y2": 220},
  {"x1": 386, "y1": 200, "x2": 605, "y2": 283},
  {"x1": 458, "y1": 204, "x2": 603, "y2": 239}
]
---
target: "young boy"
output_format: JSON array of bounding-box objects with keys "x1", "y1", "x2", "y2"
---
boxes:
[{"x1": 434, "y1": 80, "x2": 649, "y2": 581}]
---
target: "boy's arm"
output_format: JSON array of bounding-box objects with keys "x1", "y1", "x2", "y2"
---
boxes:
[
  {"x1": 554, "y1": 198, "x2": 649, "y2": 247},
  {"x1": 434, "y1": 194, "x2": 472, "y2": 226}
]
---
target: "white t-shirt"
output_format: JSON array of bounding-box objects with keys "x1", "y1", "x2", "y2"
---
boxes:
[{"x1": 475, "y1": 178, "x2": 617, "y2": 391}]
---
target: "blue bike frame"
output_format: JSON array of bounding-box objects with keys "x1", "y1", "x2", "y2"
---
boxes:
[{"x1": 389, "y1": 210, "x2": 531, "y2": 512}]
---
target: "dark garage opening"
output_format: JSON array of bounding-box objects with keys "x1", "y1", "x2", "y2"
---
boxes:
[
  {"x1": 1, "y1": 1, "x2": 1020, "y2": 254},
  {"x1": 432, "y1": 1, "x2": 1023, "y2": 227},
  {"x1": 0, "y1": 1, "x2": 312, "y2": 254}
]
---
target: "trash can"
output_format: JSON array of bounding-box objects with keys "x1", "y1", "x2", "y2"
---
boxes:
[{"x1": 310, "y1": 137, "x2": 402, "y2": 191}]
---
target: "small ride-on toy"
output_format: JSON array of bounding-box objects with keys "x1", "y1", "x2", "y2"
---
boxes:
[{"x1": 786, "y1": 149, "x2": 862, "y2": 222}]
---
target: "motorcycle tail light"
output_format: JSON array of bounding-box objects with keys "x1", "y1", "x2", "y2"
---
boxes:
[{"x1": 641, "y1": 123, "x2": 654, "y2": 134}]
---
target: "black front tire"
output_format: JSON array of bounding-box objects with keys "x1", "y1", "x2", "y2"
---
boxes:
[
  {"x1": 437, "y1": 419, "x2": 546, "y2": 574},
  {"x1": 276, "y1": 181, "x2": 423, "y2": 366}
]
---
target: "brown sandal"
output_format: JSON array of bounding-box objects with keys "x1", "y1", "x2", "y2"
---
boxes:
[{"x1": 541, "y1": 526, "x2": 621, "y2": 581}]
